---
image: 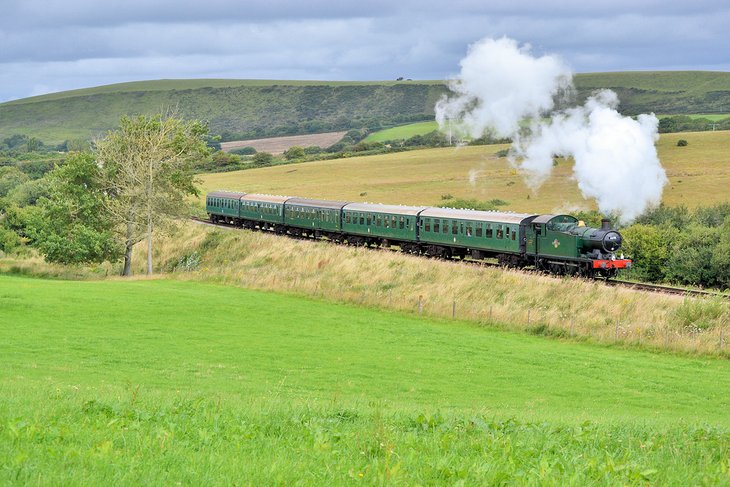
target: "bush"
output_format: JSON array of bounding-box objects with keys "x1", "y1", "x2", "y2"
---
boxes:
[
  {"x1": 230, "y1": 146, "x2": 257, "y2": 156},
  {"x1": 251, "y1": 152, "x2": 274, "y2": 166},
  {"x1": 677, "y1": 139, "x2": 688, "y2": 146},
  {"x1": 283, "y1": 146, "x2": 306, "y2": 161},
  {"x1": 0, "y1": 226, "x2": 21, "y2": 252}
]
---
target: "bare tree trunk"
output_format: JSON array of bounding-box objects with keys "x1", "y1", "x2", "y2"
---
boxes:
[
  {"x1": 123, "y1": 242, "x2": 133, "y2": 276},
  {"x1": 146, "y1": 218, "x2": 153, "y2": 275},
  {"x1": 122, "y1": 217, "x2": 134, "y2": 276}
]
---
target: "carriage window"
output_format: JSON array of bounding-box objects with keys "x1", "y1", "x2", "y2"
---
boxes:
[
  {"x1": 376, "y1": 216, "x2": 381, "y2": 227},
  {"x1": 512, "y1": 230, "x2": 517, "y2": 240},
  {"x1": 399, "y1": 217, "x2": 404, "y2": 229},
  {"x1": 452, "y1": 221, "x2": 458, "y2": 235},
  {"x1": 443, "y1": 220, "x2": 448, "y2": 233},
  {"x1": 476, "y1": 224, "x2": 483, "y2": 237},
  {"x1": 496, "y1": 226, "x2": 503, "y2": 239},
  {"x1": 460, "y1": 223, "x2": 464, "y2": 234},
  {"x1": 433, "y1": 220, "x2": 440, "y2": 233},
  {"x1": 346, "y1": 213, "x2": 351, "y2": 224},
  {"x1": 360, "y1": 215, "x2": 365, "y2": 225},
  {"x1": 486, "y1": 226, "x2": 493, "y2": 238},
  {"x1": 466, "y1": 224, "x2": 472, "y2": 236},
  {"x1": 384, "y1": 215, "x2": 389, "y2": 228},
  {"x1": 367, "y1": 216, "x2": 372, "y2": 225},
  {"x1": 425, "y1": 219, "x2": 431, "y2": 232}
]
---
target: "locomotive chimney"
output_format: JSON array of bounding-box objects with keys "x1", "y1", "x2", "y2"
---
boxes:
[{"x1": 601, "y1": 218, "x2": 611, "y2": 230}]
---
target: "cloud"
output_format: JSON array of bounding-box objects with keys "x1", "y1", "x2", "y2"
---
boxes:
[{"x1": 0, "y1": 1, "x2": 729, "y2": 101}]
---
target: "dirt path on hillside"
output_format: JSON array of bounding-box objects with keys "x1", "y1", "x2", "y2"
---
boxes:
[{"x1": 220, "y1": 131, "x2": 347, "y2": 154}]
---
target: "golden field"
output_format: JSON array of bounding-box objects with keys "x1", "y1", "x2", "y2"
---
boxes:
[{"x1": 201, "y1": 130, "x2": 730, "y2": 212}]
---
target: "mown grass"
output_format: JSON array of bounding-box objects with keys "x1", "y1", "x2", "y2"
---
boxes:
[
  {"x1": 1, "y1": 275, "x2": 729, "y2": 484},
  {"x1": 201, "y1": 129, "x2": 730, "y2": 213}
]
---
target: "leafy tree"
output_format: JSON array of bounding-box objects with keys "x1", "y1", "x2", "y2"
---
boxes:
[
  {"x1": 283, "y1": 146, "x2": 305, "y2": 160},
  {"x1": 711, "y1": 218, "x2": 730, "y2": 289},
  {"x1": 664, "y1": 225, "x2": 719, "y2": 286},
  {"x1": 251, "y1": 152, "x2": 274, "y2": 166},
  {"x1": 621, "y1": 224, "x2": 676, "y2": 282},
  {"x1": 0, "y1": 167, "x2": 29, "y2": 197},
  {"x1": 25, "y1": 153, "x2": 120, "y2": 264},
  {"x1": 230, "y1": 146, "x2": 257, "y2": 155},
  {"x1": 94, "y1": 114, "x2": 209, "y2": 276}
]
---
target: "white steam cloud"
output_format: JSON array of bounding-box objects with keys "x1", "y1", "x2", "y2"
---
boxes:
[{"x1": 436, "y1": 37, "x2": 667, "y2": 224}]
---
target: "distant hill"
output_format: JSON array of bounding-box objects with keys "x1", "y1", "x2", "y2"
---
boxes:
[{"x1": 1, "y1": 72, "x2": 729, "y2": 144}]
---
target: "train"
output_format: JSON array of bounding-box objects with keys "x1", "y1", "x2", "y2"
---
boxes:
[{"x1": 205, "y1": 191, "x2": 632, "y2": 278}]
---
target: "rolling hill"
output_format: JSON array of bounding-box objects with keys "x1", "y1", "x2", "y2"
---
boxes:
[{"x1": 1, "y1": 72, "x2": 729, "y2": 144}]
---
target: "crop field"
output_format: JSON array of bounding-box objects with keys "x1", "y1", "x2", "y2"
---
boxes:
[
  {"x1": 1, "y1": 275, "x2": 729, "y2": 484},
  {"x1": 220, "y1": 131, "x2": 347, "y2": 154},
  {"x1": 201, "y1": 129, "x2": 730, "y2": 213}
]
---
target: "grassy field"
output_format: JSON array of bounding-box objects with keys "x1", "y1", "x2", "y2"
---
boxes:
[
  {"x1": 201, "y1": 129, "x2": 730, "y2": 213},
  {"x1": 1, "y1": 274, "x2": 729, "y2": 484},
  {"x1": 364, "y1": 121, "x2": 439, "y2": 142}
]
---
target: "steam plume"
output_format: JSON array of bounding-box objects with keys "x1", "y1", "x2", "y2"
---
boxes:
[{"x1": 436, "y1": 37, "x2": 667, "y2": 223}]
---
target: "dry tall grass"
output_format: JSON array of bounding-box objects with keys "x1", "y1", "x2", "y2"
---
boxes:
[{"x1": 135, "y1": 222, "x2": 730, "y2": 357}]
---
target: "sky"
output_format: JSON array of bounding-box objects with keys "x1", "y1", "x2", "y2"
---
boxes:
[{"x1": 1, "y1": 0, "x2": 729, "y2": 102}]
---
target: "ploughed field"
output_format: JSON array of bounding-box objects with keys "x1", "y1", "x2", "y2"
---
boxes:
[
  {"x1": 201, "y1": 130, "x2": 730, "y2": 213},
  {"x1": 1, "y1": 275, "x2": 729, "y2": 485}
]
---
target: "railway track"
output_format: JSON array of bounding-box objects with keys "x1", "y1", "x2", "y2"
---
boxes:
[{"x1": 191, "y1": 217, "x2": 730, "y2": 300}]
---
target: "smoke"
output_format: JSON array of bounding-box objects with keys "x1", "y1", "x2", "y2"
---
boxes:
[{"x1": 436, "y1": 37, "x2": 667, "y2": 224}]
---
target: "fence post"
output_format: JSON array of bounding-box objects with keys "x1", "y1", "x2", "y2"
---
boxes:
[
  {"x1": 615, "y1": 320, "x2": 620, "y2": 342},
  {"x1": 489, "y1": 306, "x2": 493, "y2": 322},
  {"x1": 528, "y1": 309, "x2": 531, "y2": 325},
  {"x1": 665, "y1": 327, "x2": 670, "y2": 348},
  {"x1": 720, "y1": 329, "x2": 724, "y2": 350},
  {"x1": 360, "y1": 290, "x2": 365, "y2": 305},
  {"x1": 570, "y1": 318, "x2": 574, "y2": 337},
  {"x1": 418, "y1": 295, "x2": 423, "y2": 315},
  {"x1": 389, "y1": 289, "x2": 393, "y2": 308},
  {"x1": 452, "y1": 300, "x2": 456, "y2": 319}
]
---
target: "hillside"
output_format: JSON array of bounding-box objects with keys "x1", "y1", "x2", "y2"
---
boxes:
[
  {"x1": 201, "y1": 130, "x2": 730, "y2": 213},
  {"x1": 1, "y1": 72, "x2": 729, "y2": 144}
]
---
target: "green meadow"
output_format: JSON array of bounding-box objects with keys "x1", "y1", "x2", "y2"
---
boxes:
[{"x1": 1, "y1": 275, "x2": 729, "y2": 484}]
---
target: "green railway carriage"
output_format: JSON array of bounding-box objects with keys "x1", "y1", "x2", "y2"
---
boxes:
[
  {"x1": 341, "y1": 203, "x2": 425, "y2": 248},
  {"x1": 205, "y1": 189, "x2": 632, "y2": 278},
  {"x1": 418, "y1": 208, "x2": 535, "y2": 259},
  {"x1": 239, "y1": 194, "x2": 288, "y2": 228},
  {"x1": 206, "y1": 191, "x2": 246, "y2": 223},
  {"x1": 284, "y1": 198, "x2": 349, "y2": 235}
]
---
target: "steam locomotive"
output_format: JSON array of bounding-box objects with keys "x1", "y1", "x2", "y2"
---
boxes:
[{"x1": 206, "y1": 191, "x2": 631, "y2": 278}]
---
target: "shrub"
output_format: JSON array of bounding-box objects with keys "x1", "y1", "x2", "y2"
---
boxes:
[
  {"x1": 677, "y1": 139, "x2": 688, "y2": 146},
  {"x1": 230, "y1": 146, "x2": 257, "y2": 155}
]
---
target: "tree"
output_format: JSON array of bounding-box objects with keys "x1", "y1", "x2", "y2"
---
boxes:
[
  {"x1": 283, "y1": 146, "x2": 305, "y2": 160},
  {"x1": 94, "y1": 114, "x2": 209, "y2": 276},
  {"x1": 25, "y1": 153, "x2": 120, "y2": 264}
]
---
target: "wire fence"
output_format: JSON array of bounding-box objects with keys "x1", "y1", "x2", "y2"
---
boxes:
[{"x1": 245, "y1": 274, "x2": 729, "y2": 357}]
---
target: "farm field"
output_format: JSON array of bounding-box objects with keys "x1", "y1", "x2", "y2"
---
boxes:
[
  {"x1": 1, "y1": 275, "x2": 729, "y2": 484},
  {"x1": 201, "y1": 129, "x2": 730, "y2": 213},
  {"x1": 220, "y1": 131, "x2": 347, "y2": 154}
]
